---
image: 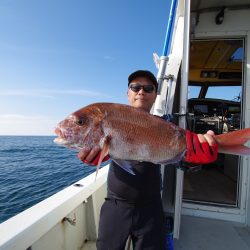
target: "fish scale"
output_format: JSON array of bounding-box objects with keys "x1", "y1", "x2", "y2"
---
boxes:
[{"x1": 98, "y1": 103, "x2": 187, "y2": 162}]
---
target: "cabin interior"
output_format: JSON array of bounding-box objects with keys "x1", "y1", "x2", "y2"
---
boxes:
[{"x1": 184, "y1": 38, "x2": 242, "y2": 206}]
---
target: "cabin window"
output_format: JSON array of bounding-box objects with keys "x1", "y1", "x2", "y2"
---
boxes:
[
  {"x1": 188, "y1": 86, "x2": 201, "y2": 98},
  {"x1": 206, "y1": 86, "x2": 241, "y2": 101},
  {"x1": 230, "y1": 47, "x2": 243, "y2": 62}
]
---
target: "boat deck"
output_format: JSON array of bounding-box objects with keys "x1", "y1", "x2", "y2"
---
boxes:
[
  {"x1": 175, "y1": 215, "x2": 250, "y2": 250},
  {"x1": 81, "y1": 215, "x2": 250, "y2": 250}
]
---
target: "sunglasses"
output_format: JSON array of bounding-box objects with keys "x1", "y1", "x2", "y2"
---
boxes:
[{"x1": 129, "y1": 83, "x2": 156, "y2": 93}]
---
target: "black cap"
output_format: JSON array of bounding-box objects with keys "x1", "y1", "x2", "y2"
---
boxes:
[{"x1": 128, "y1": 70, "x2": 158, "y2": 90}]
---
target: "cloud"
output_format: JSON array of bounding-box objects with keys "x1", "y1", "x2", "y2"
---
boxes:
[
  {"x1": 0, "y1": 114, "x2": 52, "y2": 120},
  {"x1": 0, "y1": 40, "x2": 84, "y2": 56},
  {"x1": 0, "y1": 89, "x2": 110, "y2": 98},
  {"x1": 104, "y1": 55, "x2": 115, "y2": 60},
  {"x1": 0, "y1": 114, "x2": 58, "y2": 135}
]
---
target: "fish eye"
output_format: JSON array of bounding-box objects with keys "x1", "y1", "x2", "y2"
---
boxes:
[{"x1": 75, "y1": 117, "x2": 85, "y2": 126}]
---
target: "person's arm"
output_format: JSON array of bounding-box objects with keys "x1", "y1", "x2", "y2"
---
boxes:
[{"x1": 161, "y1": 115, "x2": 218, "y2": 164}]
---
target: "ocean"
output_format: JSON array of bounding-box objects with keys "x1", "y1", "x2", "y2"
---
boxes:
[{"x1": 0, "y1": 136, "x2": 95, "y2": 224}]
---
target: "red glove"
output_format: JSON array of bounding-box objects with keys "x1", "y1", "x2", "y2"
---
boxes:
[
  {"x1": 184, "y1": 130, "x2": 218, "y2": 164},
  {"x1": 81, "y1": 150, "x2": 110, "y2": 166}
]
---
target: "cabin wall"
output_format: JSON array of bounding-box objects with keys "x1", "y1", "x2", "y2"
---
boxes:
[
  {"x1": 192, "y1": 8, "x2": 250, "y2": 227},
  {"x1": 194, "y1": 10, "x2": 250, "y2": 35},
  {"x1": 244, "y1": 31, "x2": 250, "y2": 228}
]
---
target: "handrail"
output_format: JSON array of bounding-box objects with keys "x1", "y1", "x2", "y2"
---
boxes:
[
  {"x1": 0, "y1": 166, "x2": 109, "y2": 250},
  {"x1": 162, "y1": 0, "x2": 178, "y2": 56}
]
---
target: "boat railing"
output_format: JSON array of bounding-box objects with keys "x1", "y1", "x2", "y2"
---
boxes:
[{"x1": 0, "y1": 166, "x2": 109, "y2": 250}]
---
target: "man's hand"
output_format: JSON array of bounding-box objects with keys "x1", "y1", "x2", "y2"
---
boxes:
[
  {"x1": 184, "y1": 130, "x2": 218, "y2": 164},
  {"x1": 77, "y1": 146, "x2": 110, "y2": 166}
]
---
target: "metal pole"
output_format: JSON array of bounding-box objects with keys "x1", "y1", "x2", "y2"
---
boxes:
[
  {"x1": 180, "y1": 1, "x2": 190, "y2": 129},
  {"x1": 162, "y1": 0, "x2": 178, "y2": 56},
  {"x1": 173, "y1": 0, "x2": 191, "y2": 239},
  {"x1": 154, "y1": 0, "x2": 178, "y2": 116}
]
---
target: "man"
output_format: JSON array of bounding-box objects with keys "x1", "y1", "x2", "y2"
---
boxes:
[{"x1": 78, "y1": 70, "x2": 217, "y2": 250}]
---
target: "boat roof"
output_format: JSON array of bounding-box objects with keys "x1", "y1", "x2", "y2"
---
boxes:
[
  {"x1": 188, "y1": 1, "x2": 248, "y2": 87},
  {"x1": 191, "y1": 0, "x2": 250, "y2": 11}
]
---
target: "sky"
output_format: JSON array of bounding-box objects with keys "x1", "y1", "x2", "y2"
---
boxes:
[
  {"x1": 0, "y1": 0, "x2": 172, "y2": 135},
  {"x1": 0, "y1": 1, "x2": 242, "y2": 136}
]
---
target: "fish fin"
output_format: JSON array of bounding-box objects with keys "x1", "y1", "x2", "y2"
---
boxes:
[
  {"x1": 218, "y1": 145, "x2": 250, "y2": 155},
  {"x1": 95, "y1": 137, "x2": 110, "y2": 181},
  {"x1": 113, "y1": 159, "x2": 136, "y2": 175},
  {"x1": 215, "y1": 128, "x2": 250, "y2": 155},
  {"x1": 158, "y1": 151, "x2": 186, "y2": 165}
]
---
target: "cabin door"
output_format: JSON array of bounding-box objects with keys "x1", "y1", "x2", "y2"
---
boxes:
[{"x1": 183, "y1": 38, "x2": 244, "y2": 215}]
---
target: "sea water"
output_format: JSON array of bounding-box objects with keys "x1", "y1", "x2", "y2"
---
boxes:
[{"x1": 0, "y1": 136, "x2": 95, "y2": 223}]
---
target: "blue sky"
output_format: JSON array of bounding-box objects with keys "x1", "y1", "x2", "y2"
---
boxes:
[
  {"x1": 0, "y1": 1, "x2": 242, "y2": 136},
  {"x1": 0, "y1": 0, "x2": 171, "y2": 135}
]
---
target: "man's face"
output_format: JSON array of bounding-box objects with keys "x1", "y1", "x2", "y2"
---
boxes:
[{"x1": 127, "y1": 76, "x2": 157, "y2": 112}]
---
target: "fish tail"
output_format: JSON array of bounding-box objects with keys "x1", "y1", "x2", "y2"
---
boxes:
[{"x1": 214, "y1": 128, "x2": 250, "y2": 155}]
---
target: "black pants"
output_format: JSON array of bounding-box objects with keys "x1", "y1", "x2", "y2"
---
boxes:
[{"x1": 96, "y1": 198, "x2": 165, "y2": 250}]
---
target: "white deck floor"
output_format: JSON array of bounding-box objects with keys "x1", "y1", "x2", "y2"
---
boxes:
[
  {"x1": 81, "y1": 215, "x2": 250, "y2": 250},
  {"x1": 175, "y1": 215, "x2": 250, "y2": 250}
]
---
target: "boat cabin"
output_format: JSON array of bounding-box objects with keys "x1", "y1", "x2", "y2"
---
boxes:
[
  {"x1": 1, "y1": 0, "x2": 250, "y2": 249},
  {"x1": 158, "y1": 0, "x2": 250, "y2": 248}
]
